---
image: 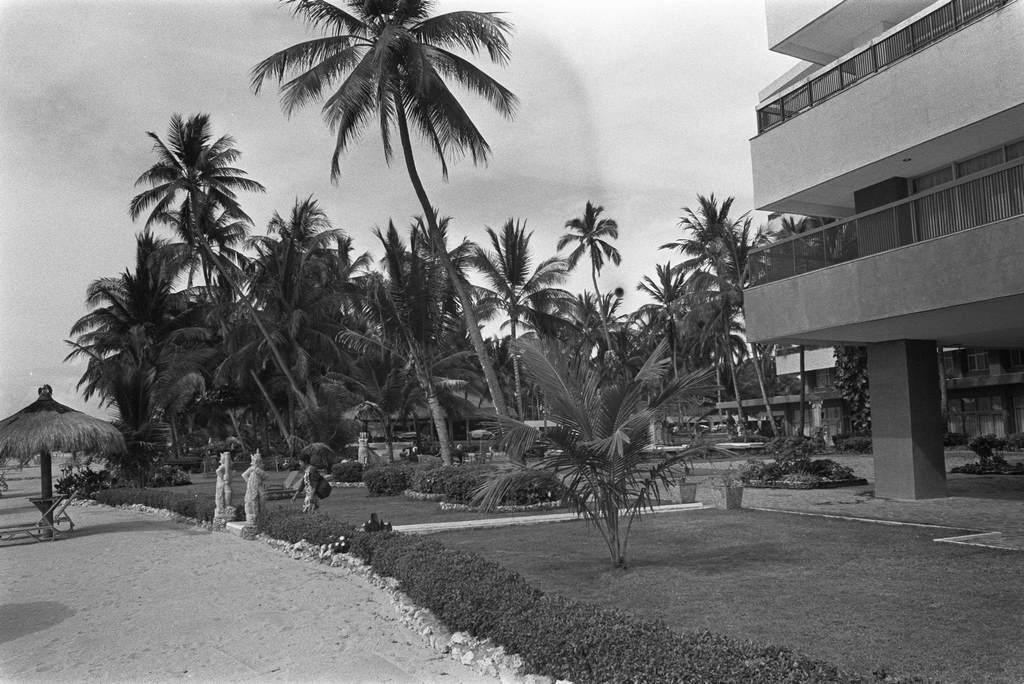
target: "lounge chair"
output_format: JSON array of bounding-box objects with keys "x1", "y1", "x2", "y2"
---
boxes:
[{"x1": 0, "y1": 494, "x2": 75, "y2": 543}]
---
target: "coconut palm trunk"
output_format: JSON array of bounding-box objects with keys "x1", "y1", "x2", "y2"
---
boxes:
[
  {"x1": 510, "y1": 316, "x2": 524, "y2": 418},
  {"x1": 723, "y1": 320, "x2": 747, "y2": 429},
  {"x1": 750, "y1": 344, "x2": 778, "y2": 436},
  {"x1": 591, "y1": 267, "x2": 613, "y2": 353},
  {"x1": 393, "y1": 98, "x2": 510, "y2": 420}
]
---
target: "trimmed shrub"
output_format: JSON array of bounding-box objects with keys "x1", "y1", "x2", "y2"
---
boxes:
[
  {"x1": 93, "y1": 487, "x2": 243, "y2": 523},
  {"x1": 834, "y1": 434, "x2": 872, "y2": 454},
  {"x1": 331, "y1": 460, "x2": 364, "y2": 483},
  {"x1": 363, "y1": 461, "x2": 414, "y2": 496},
  {"x1": 409, "y1": 462, "x2": 446, "y2": 494},
  {"x1": 439, "y1": 466, "x2": 490, "y2": 504},
  {"x1": 259, "y1": 508, "x2": 356, "y2": 545}
]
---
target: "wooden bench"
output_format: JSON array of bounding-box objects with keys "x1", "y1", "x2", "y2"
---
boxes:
[{"x1": 0, "y1": 495, "x2": 75, "y2": 543}]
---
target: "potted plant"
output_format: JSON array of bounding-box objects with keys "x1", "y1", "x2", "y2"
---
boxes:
[
  {"x1": 709, "y1": 469, "x2": 744, "y2": 509},
  {"x1": 675, "y1": 459, "x2": 698, "y2": 504}
]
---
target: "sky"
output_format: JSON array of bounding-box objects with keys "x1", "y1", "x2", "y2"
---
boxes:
[{"x1": 0, "y1": 0, "x2": 797, "y2": 418}]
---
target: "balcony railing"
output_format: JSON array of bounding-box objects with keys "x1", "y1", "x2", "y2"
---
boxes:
[
  {"x1": 755, "y1": 0, "x2": 1009, "y2": 134},
  {"x1": 750, "y1": 159, "x2": 1024, "y2": 285}
]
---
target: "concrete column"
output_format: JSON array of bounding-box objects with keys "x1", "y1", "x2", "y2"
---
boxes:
[{"x1": 868, "y1": 340, "x2": 946, "y2": 499}]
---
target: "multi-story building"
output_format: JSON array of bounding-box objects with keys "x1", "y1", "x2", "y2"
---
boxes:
[{"x1": 744, "y1": 0, "x2": 1024, "y2": 498}]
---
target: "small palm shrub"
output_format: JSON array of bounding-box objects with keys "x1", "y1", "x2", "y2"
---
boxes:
[
  {"x1": 363, "y1": 461, "x2": 415, "y2": 496},
  {"x1": 331, "y1": 460, "x2": 364, "y2": 482}
]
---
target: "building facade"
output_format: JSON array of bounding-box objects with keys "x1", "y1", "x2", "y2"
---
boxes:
[{"x1": 745, "y1": 0, "x2": 1024, "y2": 498}]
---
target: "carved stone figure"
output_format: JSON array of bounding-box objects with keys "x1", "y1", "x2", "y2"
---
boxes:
[
  {"x1": 241, "y1": 450, "x2": 267, "y2": 526},
  {"x1": 215, "y1": 452, "x2": 233, "y2": 519}
]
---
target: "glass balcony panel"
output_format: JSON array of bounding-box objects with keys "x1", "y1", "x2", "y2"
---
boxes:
[
  {"x1": 824, "y1": 221, "x2": 858, "y2": 265},
  {"x1": 794, "y1": 232, "x2": 827, "y2": 273}
]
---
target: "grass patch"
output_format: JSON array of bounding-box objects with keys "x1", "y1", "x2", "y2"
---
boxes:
[{"x1": 433, "y1": 509, "x2": 1024, "y2": 683}]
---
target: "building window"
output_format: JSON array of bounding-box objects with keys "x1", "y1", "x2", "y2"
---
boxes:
[
  {"x1": 912, "y1": 166, "x2": 953, "y2": 193},
  {"x1": 943, "y1": 351, "x2": 957, "y2": 377},
  {"x1": 1008, "y1": 349, "x2": 1024, "y2": 369},
  {"x1": 966, "y1": 350, "x2": 989, "y2": 374},
  {"x1": 956, "y1": 148, "x2": 1005, "y2": 178},
  {"x1": 1005, "y1": 140, "x2": 1024, "y2": 161}
]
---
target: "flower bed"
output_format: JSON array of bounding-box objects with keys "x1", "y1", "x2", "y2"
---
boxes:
[
  {"x1": 739, "y1": 456, "x2": 867, "y2": 490},
  {"x1": 438, "y1": 500, "x2": 564, "y2": 513}
]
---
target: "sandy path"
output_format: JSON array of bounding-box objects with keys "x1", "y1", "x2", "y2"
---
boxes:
[{"x1": 0, "y1": 499, "x2": 496, "y2": 683}]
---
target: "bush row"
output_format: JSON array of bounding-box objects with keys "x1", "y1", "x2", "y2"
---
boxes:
[
  {"x1": 365, "y1": 461, "x2": 565, "y2": 506},
  {"x1": 256, "y1": 508, "x2": 897, "y2": 683},
  {"x1": 93, "y1": 487, "x2": 244, "y2": 523}
]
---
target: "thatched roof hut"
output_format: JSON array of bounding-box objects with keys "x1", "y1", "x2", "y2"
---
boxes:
[{"x1": 0, "y1": 385, "x2": 126, "y2": 500}]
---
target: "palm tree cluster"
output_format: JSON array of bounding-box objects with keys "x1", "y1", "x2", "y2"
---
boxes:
[{"x1": 65, "y1": 1, "x2": 791, "y2": 482}]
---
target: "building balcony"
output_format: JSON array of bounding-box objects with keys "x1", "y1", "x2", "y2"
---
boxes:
[
  {"x1": 749, "y1": 0, "x2": 1023, "y2": 216},
  {"x1": 752, "y1": 157, "x2": 1024, "y2": 284},
  {"x1": 756, "y1": 0, "x2": 1009, "y2": 135},
  {"x1": 744, "y1": 158, "x2": 1024, "y2": 348}
]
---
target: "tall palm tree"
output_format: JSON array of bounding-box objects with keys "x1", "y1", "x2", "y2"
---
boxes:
[
  {"x1": 343, "y1": 221, "x2": 474, "y2": 463},
  {"x1": 558, "y1": 201, "x2": 622, "y2": 354},
  {"x1": 636, "y1": 262, "x2": 686, "y2": 378},
  {"x1": 662, "y1": 194, "x2": 774, "y2": 432},
  {"x1": 232, "y1": 196, "x2": 349, "y2": 436},
  {"x1": 472, "y1": 219, "x2": 571, "y2": 418},
  {"x1": 251, "y1": 0, "x2": 518, "y2": 421},
  {"x1": 127, "y1": 114, "x2": 318, "y2": 413},
  {"x1": 65, "y1": 232, "x2": 203, "y2": 482}
]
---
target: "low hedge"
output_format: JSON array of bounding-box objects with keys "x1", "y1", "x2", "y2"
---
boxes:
[
  {"x1": 93, "y1": 487, "x2": 243, "y2": 523},
  {"x1": 331, "y1": 460, "x2": 364, "y2": 483},
  {"x1": 255, "y1": 508, "x2": 906, "y2": 683},
  {"x1": 363, "y1": 461, "x2": 415, "y2": 496}
]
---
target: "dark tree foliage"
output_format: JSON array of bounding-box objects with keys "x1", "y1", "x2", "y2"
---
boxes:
[{"x1": 833, "y1": 345, "x2": 870, "y2": 433}]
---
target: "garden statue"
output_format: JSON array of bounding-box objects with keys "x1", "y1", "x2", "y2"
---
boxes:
[
  {"x1": 241, "y1": 449, "x2": 267, "y2": 526},
  {"x1": 357, "y1": 432, "x2": 370, "y2": 464},
  {"x1": 214, "y1": 451, "x2": 233, "y2": 520}
]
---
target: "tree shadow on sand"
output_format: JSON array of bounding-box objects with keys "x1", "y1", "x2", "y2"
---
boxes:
[{"x1": 0, "y1": 602, "x2": 76, "y2": 645}]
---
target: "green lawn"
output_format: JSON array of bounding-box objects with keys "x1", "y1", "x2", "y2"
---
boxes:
[{"x1": 432, "y1": 509, "x2": 1024, "y2": 684}]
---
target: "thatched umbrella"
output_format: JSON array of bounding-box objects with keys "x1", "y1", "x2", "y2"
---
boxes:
[{"x1": 0, "y1": 385, "x2": 126, "y2": 505}]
